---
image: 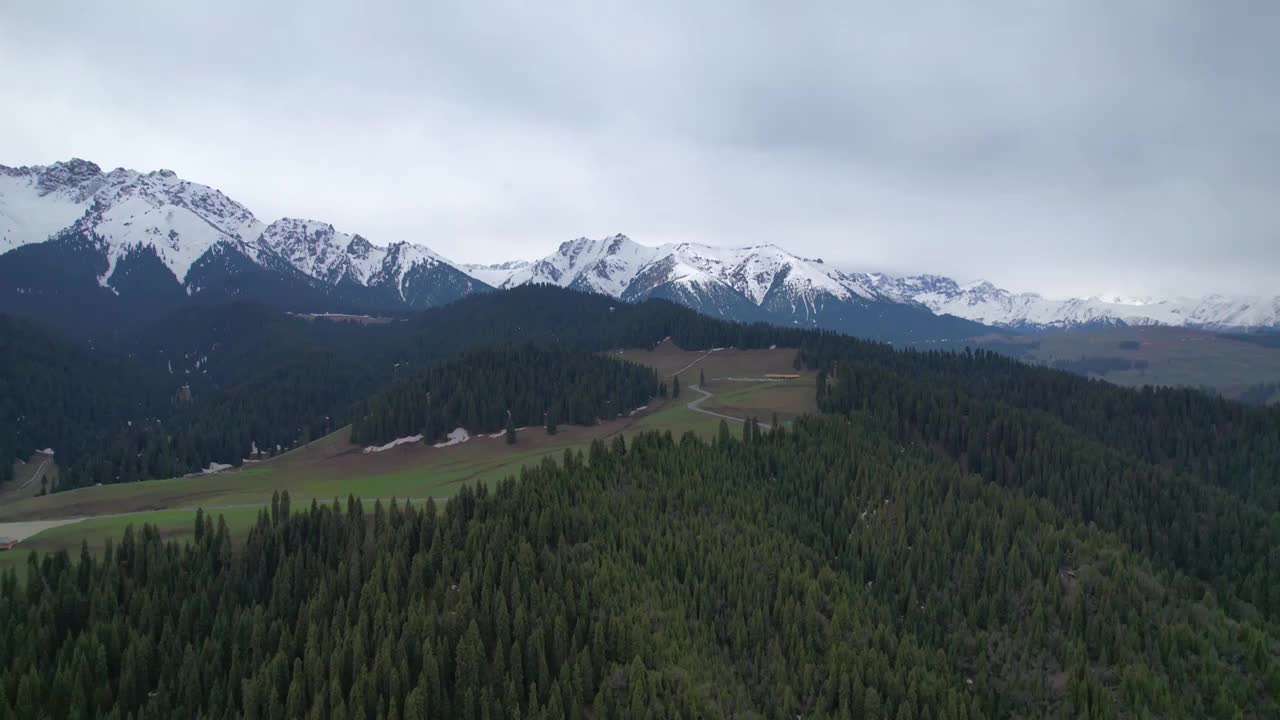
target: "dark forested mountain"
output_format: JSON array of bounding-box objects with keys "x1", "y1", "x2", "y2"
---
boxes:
[
  {"x1": 6, "y1": 275, "x2": 1280, "y2": 716},
  {"x1": 800, "y1": 337, "x2": 1280, "y2": 622},
  {"x1": 5, "y1": 418, "x2": 1277, "y2": 718},
  {"x1": 351, "y1": 344, "x2": 658, "y2": 446},
  {"x1": 0, "y1": 315, "x2": 168, "y2": 484},
  {"x1": 5, "y1": 286, "x2": 808, "y2": 489}
]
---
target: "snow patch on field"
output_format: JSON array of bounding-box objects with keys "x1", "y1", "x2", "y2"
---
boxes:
[
  {"x1": 363, "y1": 435, "x2": 423, "y2": 454},
  {"x1": 433, "y1": 428, "x2": 471, "y2": 448},
  {"x1": 201, "y1": 462, "x2": 233, "y2": 474},
  {"x1": 629, "y1": 405, "x2": 649, "y2": 416},
  {"x1": 0, "y1": 518, "x2": 84, "y2": 543}
]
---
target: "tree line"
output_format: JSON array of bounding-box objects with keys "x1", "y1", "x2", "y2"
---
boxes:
[
  {"x1": 3, "y1": 417, "x2": 1275, "y2": 718},
  {"x1": 801, "y1": 338, "x2": 1280, "y2": 622},
  {"x1": 350, "y1": 343, "x2": 659, "y2": 446},
  {"x1": 4, "y1": 285, "x2": 812, "y2": 490}
]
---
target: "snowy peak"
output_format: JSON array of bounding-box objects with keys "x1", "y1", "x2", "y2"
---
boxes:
[
  {"x1": 257, "y1": 216, "x2": 461, "y2": 303},
  {"x1": 1, "y1": 158, "x2": 108, "y2": 253},
  {"x1": 67, "y1": 166, "x2": 266, "y2": 284},
  {"x1": 870, "y1": 273, "x2": 1280, "y2": 330},
  {"x1": 259, "y1": 218, "x2": 359, "y2": 284},
  {"x1": 493, "y1": 233, "x2": 654, "y2": 296},
  {"x1": 465, "y1": 234, "x2": 880, "y2": 309},
  {"x1": 5, "y1": 158, "x2": 106, "y2": 199},
  {"x1": 1, "y1": 158, "x2": 485, "y2": 309}
]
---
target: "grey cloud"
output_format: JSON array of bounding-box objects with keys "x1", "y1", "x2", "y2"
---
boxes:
[{"x1": 1, "y1": 1, "x2": 1276, "y2": 298}]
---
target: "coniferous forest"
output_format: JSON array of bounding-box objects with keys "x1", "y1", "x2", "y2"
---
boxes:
[
  {"x1": 2, "y1": 285, "x2": 1279, "y2": 717},
  {"x1": 2, "y1": 286, "x2": 803, "y2": 489},
  {"x1": 350, "y1": 344, "x2": 658, "y2": 446},
  {"x1": 4, "y1": 418, "x2": 1278, "y2": 719}
]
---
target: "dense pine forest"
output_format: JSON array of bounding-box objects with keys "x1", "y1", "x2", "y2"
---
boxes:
[
  {"x1": 351, "y1": 344, "x2": 658, "y2": 446},
  {"x1": 0, "y1": 316, "x2": 168, "y2": 484},
  {"x1": 4, "y1": 284, "x2": 1280, "y2": 715},
  {"x1": 802, "y1": 338, "x2": 1280, "y2": 619},
  {"x1": 3, "y1": 286, "x2": 806, "y2": 490},
  {"x1": 4, "y1": 418, "x2": 1277, "y2": 718}
]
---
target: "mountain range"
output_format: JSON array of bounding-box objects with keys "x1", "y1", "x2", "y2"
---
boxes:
[
  {"x1": 0, "y1": 159, "x2": 486, "y2": 336},
  {"x1": 3, "y1": 158, "x2": 1277, "y2": 341}
]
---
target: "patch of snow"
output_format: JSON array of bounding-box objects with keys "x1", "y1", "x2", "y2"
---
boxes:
[
  {"x1": 201, "y1": 462, "x2": 233, "y2": 474},
  {"x1": 433, "y1": 427, "x2": 471, "y2": 448},
  {"x1": 37, "y1": 448, "x2": 54, "y2": 455},
  {"x1": 363, "y1": 434, "x2": 423, "y2": 453}
]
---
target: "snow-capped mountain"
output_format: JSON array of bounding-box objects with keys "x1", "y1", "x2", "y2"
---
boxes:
[
  {"x1": 864, "y1": 274, "x2": 1280, "y2": 331},
  {"x1": 0, "y1": 159, "x2": 488, "y2": 335},
  {"x1": 8, "y1": 158, "x2": 1270, "y2": 342},
  {"x1": 1, "y1": 159, "x2": 107, "y2": 253},
  {"x1": 465, "y1": 235, "x2": 1280, "y2": 334},
  {"x1": 462, "y1": 235, "x2": 990, "y2": 341},
  {"x1": 466, "y1": 234, "x2": 874, "y2": 306}
]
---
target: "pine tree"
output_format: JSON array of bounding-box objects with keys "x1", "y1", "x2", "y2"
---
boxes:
[
  {"x1": 545, "y1": 408, "x2": 558, "y2": 436},
  {"x1": 506, "y1": 412, "x2": 517, "y2": 445},
  {"x1": 673, "y1": 374, "x2": 681, "y2": 399}
]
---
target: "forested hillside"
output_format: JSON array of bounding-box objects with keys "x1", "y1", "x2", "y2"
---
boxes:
[
  {"x1": 800, "y1": 337, "x2": 1280, "y2": 621},
  {"x1": 0, "y1": 316, "x2": 168, "y2": 484},
  {"x1": 5, "y1": 285, "x2": 808, "y2": 490},
  {"x1": 5, "y1": 419, "x2": 1276, "y2": 719},
  {"x1": 351, "y1": 344, "x2": 658, "y2": 446}
]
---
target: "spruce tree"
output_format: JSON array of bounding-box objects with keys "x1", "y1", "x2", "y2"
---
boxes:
[
  {"x1": 505, "y1": 412, "x2": 517, "y2": 445},
  {"x1": 545, "y1": 409, "x2": 558, "y2": 436},
  {"x1": 673, "y1": 374, "x2": 681, "y2": 399}
]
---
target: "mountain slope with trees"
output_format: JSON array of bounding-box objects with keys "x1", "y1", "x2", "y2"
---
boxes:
[
  {"x1": 3, "y1": 418, "x2": 1276, "y2": 718},
  {"x1": 5, "y1": 285, "x2": 808, "y2": 490},
  {"x1": 350, "y1": 344, "x2": 658, "y2": 446}
]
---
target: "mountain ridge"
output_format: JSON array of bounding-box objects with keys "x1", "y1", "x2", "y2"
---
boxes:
[
  {"x1": 5, "y1": 158, "x2": 1277, "y2": 338},
  {"x1": 468, "y1": 237, "x2": 1280, "y2": 332},
  {"x1": 0, "y1": 158, "x2": 490, "y2": 335}
]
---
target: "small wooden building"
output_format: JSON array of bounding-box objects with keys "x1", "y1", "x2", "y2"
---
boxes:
[{"x1": 0, "y1": 537, "x2": 18, "y2": 552}]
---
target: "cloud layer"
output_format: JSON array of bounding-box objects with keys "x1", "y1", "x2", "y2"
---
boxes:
[{"x1": 2, "y1": 1, "x2": 1276, "y2": 297}]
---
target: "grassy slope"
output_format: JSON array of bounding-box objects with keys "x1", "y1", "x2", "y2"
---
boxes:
[
  {"x1": 974, "y1": 325, "x2": 1280, "y2": 399},
  {"x1": 0, "y1": 341, "x2": 814, "y2": 562},
  {"x1": 0, "y1": 506, "x2": 263, "y2": 577}
]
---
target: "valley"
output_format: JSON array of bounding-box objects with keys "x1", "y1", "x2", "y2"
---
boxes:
[
  {"x1": 9, "y1": 8, "x2": 1280, "y2": 715},
  {"x1": 0, "y1": 341, "x2": 813, "y2": 575}
]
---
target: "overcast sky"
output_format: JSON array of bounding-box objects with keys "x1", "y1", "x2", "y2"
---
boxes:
[{"x1": 2, "y1": 2, "x2": 1276, "y2": 298}]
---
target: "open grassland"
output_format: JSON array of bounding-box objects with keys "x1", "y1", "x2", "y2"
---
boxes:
[
  {"x1": 0, "y1": 410, "x2": 660, "y2": 522},
  {"x1": 701, "y1": 376, "x2": 818, "y2": 422},
  {"x1": 3, "y1": 340, "x2": 818, "y2": 561},
  {"x1": 0, "y1": 453, "x2": 60, "y2": 503},
  {"x1": 975, "y1": 325, "x2": 1280, "y2": 400},
  {"x1": 620, "y1": 338, "x2": 818, "y2": 423},
  {"x1": 616, "y1": 339, "x2": 803, "y2": 379},
  {"x1": 0, "y1": 506, "x2": 263, "y2": 579}
]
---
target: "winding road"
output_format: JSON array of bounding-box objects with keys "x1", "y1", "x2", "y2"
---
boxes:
[
  {"x1": 687, "y1": 384, "x2": 772, "y2": 429},
  {"x1": 16, "y1": 456, "x2": 52, "y2": 492}
]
